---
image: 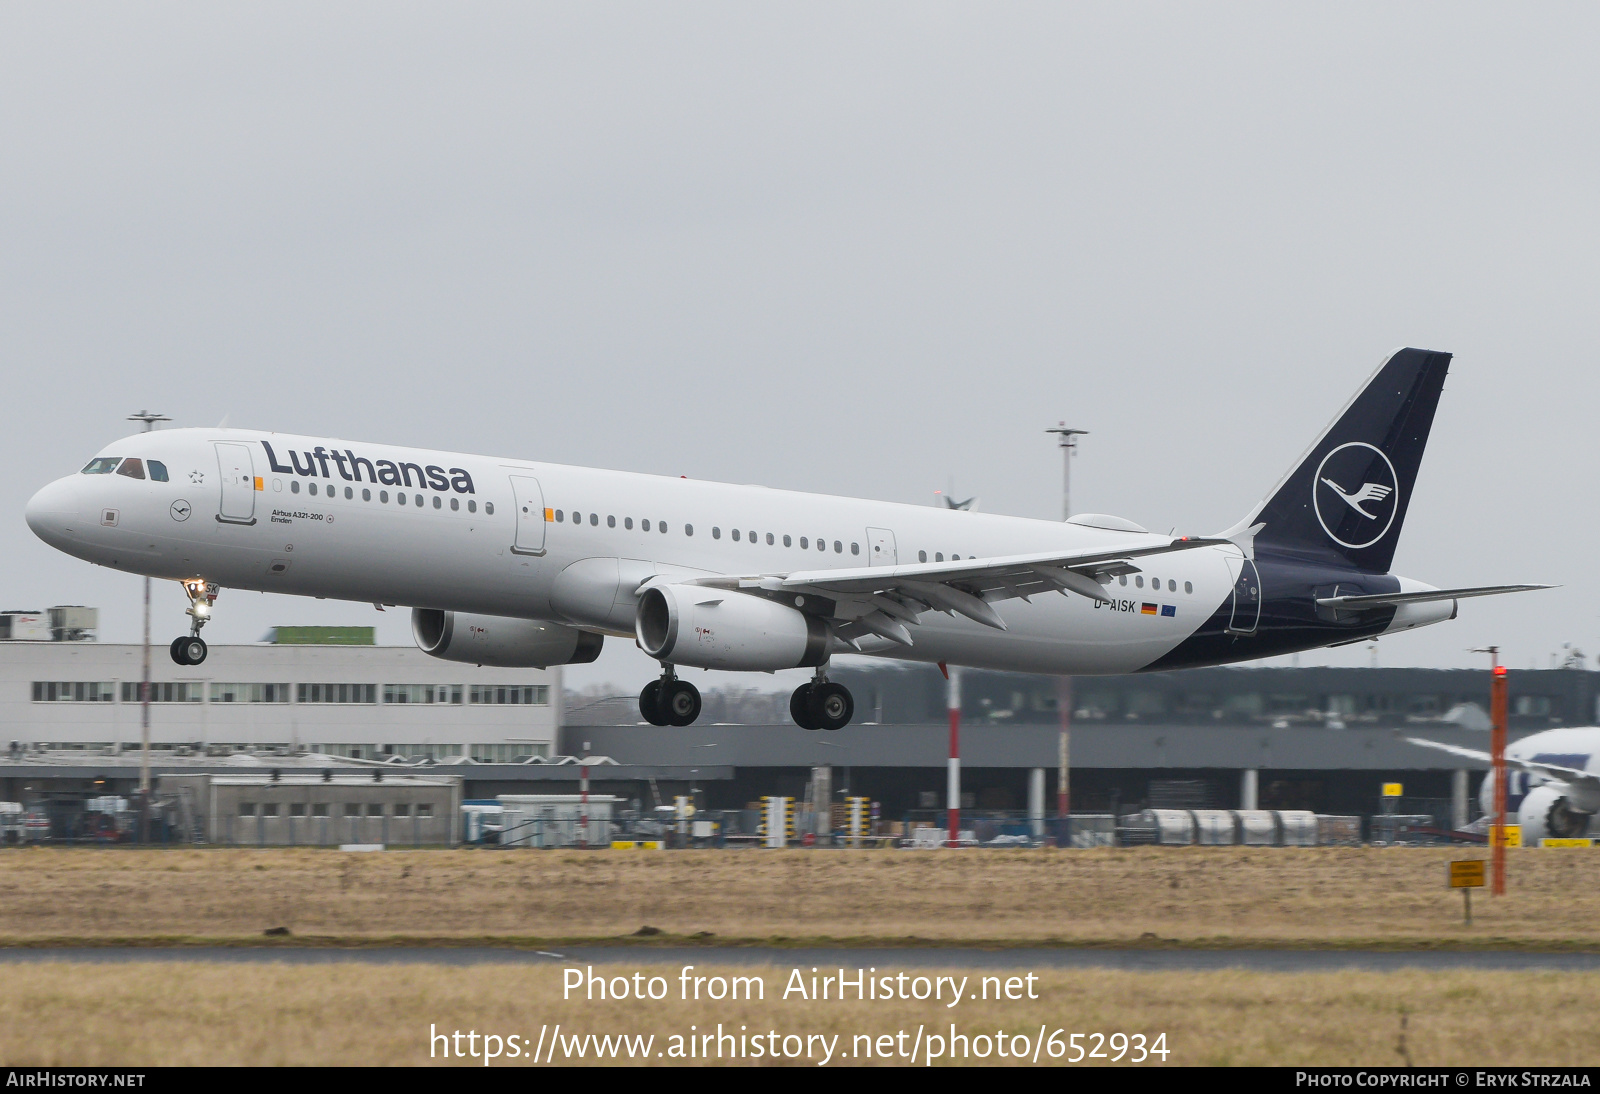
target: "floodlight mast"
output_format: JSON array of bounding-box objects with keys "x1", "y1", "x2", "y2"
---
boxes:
[
  {"x1": 1045, "y1": 424, "x2": 1088, "y2": 839},
  {"x1": 126, "y1": 411, "x2": 169, "y2": 842}
]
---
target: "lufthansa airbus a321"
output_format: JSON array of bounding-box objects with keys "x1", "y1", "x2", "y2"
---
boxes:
[{"x1": 25, "y1": 348, "x2": 1548, "y2": 731}]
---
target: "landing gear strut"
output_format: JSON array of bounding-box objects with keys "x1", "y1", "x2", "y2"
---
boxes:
[
  {"x1": 790, "y1": 666, "x2": 854, "y2": 731},
  {"x1": 171, "y1": 579, "x2": 217, "y2": 666},
  {"x1": 640, "y1": 667, "x2": 701, "y2": 727}
]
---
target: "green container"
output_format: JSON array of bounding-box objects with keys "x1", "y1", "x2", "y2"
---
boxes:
[{"x1": 267, "y1": 626, "x2": 376, "y2": 646}]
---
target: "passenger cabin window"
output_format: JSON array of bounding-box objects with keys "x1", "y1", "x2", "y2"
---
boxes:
[
  {"x1": 116, "y1": 458, "x2": 145, "y2": 480},
  {"x1": 712, "y1": 527, "x2": 721, "y2": 539},
  {"x1": 450, "y1": 497, "x2": 458, "y2": 510},
  {"x1": 732, "y1": 529, "x2": 740, "y2": 541},
  {"x1": 484, "y1": 503, "x2": 494, "y2": 515},
  {"x1": 685, "y1": 524, "x2": 694, "y2": 536},
  {"x1": 607, "y1": 515, "x2": 616, "y2": 527},
  {"x1": 800, "y1": 537, "x2": 808, "y2": 549},
  {"x1": 380, "y1": 490, "x2": 389, "y2": 503},
  {"x1": 935, "y1": 552, "x2": 944, "y2": 562},
  {"x1": 833, "y1": 541, "x2": 842, "y2": 553},
  {"x1": 642, "y1": 519, "x2": 651, "y2": 532},
  {"x1": 659, "y1": 522, "x2": 667, "y2": 534},
  {"x1": 467, "y1": 500, "x2": 476, "y2": 512},
  {"x1": 1184, "y1": 581, "x2": 1193, "y2": 594},
  {"x1": 747, "y1": 530, "x2": 755, "y2": 542},
  {"x1": 147, "y1": 460, "x2": 169, "y2": 482},
  {"x1": 362, "y1": 489, "x2": 371, "y2": 501},
  {"x1": 919, "y1": 551, "x2": 927, "y2": 562},
  {"x1": 766, "y1": 533, "x2": 775, "y2": 545},
  {"x1": 555, "y1": 510, "x2": 564, "y2": 522},
  {"x1": 851, "y1": 542, "x2": 859, "y2": 555},
  {"x1": 625, "y1": 517, "x2": 633, "y2": 530},
  {"x1": 1135, "y1": 576, "x2": 1144, "y2": 587},
  {"x1": 433, "y1": 496, "x2": 442, "y2": 509},
  {"x1": 291, "y1": 480, "x2": 300, "y2": 494},
  {"x1": 590, "y1": 513, "x2": 598, "y2": 526},
  {"x1": 81, "y1": 457, "x2": 120, "y2": 474},
  {"x1": 308, "y1": 482, "x2": 318, "y2": 496},
  {"x1": 345, "y1": 487, "x2": 354, "y2": 499},
  {"x1": 782, "y1": 535, "x2": 791, "y2": 547},
  {"x1": 414, "y1": 494, "x2": 422, "y2": 506}
]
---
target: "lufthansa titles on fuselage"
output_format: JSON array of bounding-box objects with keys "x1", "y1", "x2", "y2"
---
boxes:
[{"x1": 261, "y1": 441, "x2": 475, "y2": 494}]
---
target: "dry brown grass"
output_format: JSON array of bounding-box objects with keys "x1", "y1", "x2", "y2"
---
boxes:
[
  {"x1": 0, "y1": 961, "x2": 1593, "y2": 1066},
  {"x1": 1, "y1": 845, "x2": 1598, "y2": 944}
]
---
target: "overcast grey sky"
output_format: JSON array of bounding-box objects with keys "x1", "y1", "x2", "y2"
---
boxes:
[{"x1": 3, "y1": 3, "x2": 1597, "y2": 690}]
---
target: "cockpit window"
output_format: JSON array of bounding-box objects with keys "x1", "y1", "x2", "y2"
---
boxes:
[
  {"x1": 115, "y1": 458, "x2": 146, "y2": 480},
  {"x1": 147, "y1": 460, "x2": 169, "y2": 482},
  {"x1": 81, "y1": 457, "x2": 120, "y2": 475}
]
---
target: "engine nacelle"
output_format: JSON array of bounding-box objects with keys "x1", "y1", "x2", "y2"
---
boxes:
[
  {"x1": 635, "y1": 584, "x2": 830, "y2": 671},
  {"x1": 412, "y1": 609, "x2": 603, "y2": 668},
  {"x1": 1517, "y1": 784, "x2": 1594, "y2": 844}
]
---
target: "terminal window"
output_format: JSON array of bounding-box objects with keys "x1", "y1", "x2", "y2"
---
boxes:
[
  {"x1": 209, "y1": 682, "x2": 291, "y2": 703},
  {"x1": 238, "y1": 803, "x2": 256, "y2": 816},
  {"x1": 118, "y1": 681, "x2": 202, "y2": 703},
  {"x1": 343, "y1": 804, "x2": 361, "y2": 816},
  {"x1": 471, "y1": 743, "x2": 551, "y2": 762},
  {"x1": 469, "y1": 685, "x2": 549, "y2": 706},
  {"x1": 32, "y1": 682, "x2": 114, "y2": 702},
  {"x1": 298, "y1": 683, "x2": 378, "y2": 704},
  {"x1": 383, "y1": 684, "x2": 463, "y2": 705}
]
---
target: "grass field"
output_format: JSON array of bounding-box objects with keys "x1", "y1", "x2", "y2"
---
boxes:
[
  {"x1": 0, "y1": 845, "x2": 1597, "y2": 945},
  {"x1": 0, "y1": 962, "x2": 1592, "y2": 1066}
]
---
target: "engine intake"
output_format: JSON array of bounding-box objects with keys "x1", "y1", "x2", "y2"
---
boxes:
[
  {"x1": 636, "y1": 584, "x2": 829, "y2": 671},
  {"x1": 1517, "y1": 784, "x2": 1594, "y2": 844},
  {"x1": 412, "y1": 609, "x2": 603, "y2": 668}
]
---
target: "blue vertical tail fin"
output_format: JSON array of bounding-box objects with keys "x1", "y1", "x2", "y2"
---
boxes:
[{"x1": 1223, "y1": 348, "x2": 1451, "y2": 573}]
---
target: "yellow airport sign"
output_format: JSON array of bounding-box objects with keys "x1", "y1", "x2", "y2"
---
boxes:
[
  {"x1": 1492, "y1": 824, "x2": 1522, "y2": 848},
  {"x1": 1448, "y1": 860, "x2": 1486, "y2": 888},
  {"x1": 609, "y1": 841, "x2": 663, "y2": 850},
  {"x1": 1382, "y1": 783, "x2": 1403, "y2": 797},
  {"x1": 1539, "y1": 838, "x2": 1595, "y2": 848}
]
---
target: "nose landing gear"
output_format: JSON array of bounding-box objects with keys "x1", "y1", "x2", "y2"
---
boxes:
[
  {"x1": 790, "y1": 666, "x2": 854, "y2": 731},
  {"x1": 170, "y1": 579, "x2": 218, "y2": 666},
  {"x1": 639, "y1": 667, "x2": 702, "y2": 727}
]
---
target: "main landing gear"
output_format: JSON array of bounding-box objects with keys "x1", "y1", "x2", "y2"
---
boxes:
[
  {"x1": 640, "y1": 668, "x2": 702, "y2": 727},
  {"x1": 790, "y1": 668, "x2": 854, "y2": 731},
  {"x1": 170, "y1": 579, "x2": 217, "y2": 666}
]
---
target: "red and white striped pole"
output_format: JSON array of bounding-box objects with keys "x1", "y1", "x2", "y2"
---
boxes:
[
  {"x1": 579, "y1": 738, "x2": 590, "y2": 850},
  {"x1": 943, "y1": 662, "x2": 960, "y2": 848}
]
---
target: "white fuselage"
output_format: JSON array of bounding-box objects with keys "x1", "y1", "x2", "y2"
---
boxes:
[{"x1": 26, "y1": 428, "x2": 1252, "y2": 675}]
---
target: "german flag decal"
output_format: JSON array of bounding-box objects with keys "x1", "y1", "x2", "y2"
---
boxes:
[{"x1": 1141, "y1": 603, "x2": 1158, "y2": 615}]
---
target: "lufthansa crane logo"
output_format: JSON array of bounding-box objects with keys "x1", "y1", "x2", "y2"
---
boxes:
[{"x1": 1313, "y1": 442, "x2": 1399, "y2": 550}]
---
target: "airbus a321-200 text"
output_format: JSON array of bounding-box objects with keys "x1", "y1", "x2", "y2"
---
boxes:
[{"x1": 26, "y1": 348, "x2": 1548, "y2": 731}]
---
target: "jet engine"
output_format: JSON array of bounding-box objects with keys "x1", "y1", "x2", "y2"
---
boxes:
[
  {"x1": 1517, "y1": 785, "x2": 1594, "y2": 843},
  {"x1": 411, "y1": 608, "x2": 603, "y2": 668},
  {"x1": 635, "y1": 584, "x2": 830, "y2": 671}
]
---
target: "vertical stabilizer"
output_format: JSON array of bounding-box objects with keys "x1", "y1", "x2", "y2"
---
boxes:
[{"x1": 1224, "y1": 348, "x2": 1451, "y2": 573}]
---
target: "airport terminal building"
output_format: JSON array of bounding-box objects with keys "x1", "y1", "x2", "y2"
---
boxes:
[{"x1": 2, "y1": 606, "x2": 1594, "y2": 836}]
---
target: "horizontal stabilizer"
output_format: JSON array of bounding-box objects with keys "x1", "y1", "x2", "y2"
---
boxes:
[{"x1": 1315, "y1": 584, "x2": 1554, "y2": 610}]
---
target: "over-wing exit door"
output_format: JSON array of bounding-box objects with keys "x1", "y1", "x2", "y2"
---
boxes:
[
  {"x1": 866, "y1": 527, "x2": 897, "y2": 566},
  {"x1": 510, "y1": 476, "x2": 546, "y2": 555}
]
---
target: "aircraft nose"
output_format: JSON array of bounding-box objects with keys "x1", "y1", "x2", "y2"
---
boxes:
[{"x1": 25, "y1": 477, "x2": 82, "y2": 548}]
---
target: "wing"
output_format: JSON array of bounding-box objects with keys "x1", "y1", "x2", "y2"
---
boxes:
[
  {"x1": 660, "y1": 535, "x2": 1228, "y2": 648},
  {"x1": 1404, "y1": 736, "x2": 1597, "y2": 786}
]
